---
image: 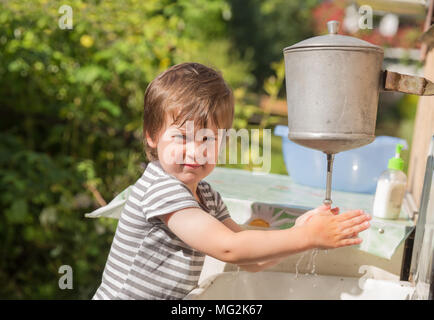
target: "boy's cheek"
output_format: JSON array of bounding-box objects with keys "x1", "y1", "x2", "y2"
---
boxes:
[
  {"x1": 158, "y1": 138, "x2": 220, "y2": 166},
  {"x1": 207, "y1": 147, "x2": 219, "y2": 165},
  {"x1": 158, "y1": 143, "x2": 185, "y2": 166},
  {"x1": 194, "y1": 142, "x2": 219, "y2": 165},
  {"x1": 205, "y1": 162, "x2": 217, "y2": 172}
]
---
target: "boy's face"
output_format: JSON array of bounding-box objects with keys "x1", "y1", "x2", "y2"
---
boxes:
[{"x1": 146, "y1": 115, "x2": 223, "y2": 189}]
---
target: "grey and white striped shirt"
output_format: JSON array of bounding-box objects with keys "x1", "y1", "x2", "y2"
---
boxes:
[{"x1": 92, "y1": 160, "x2": 231, "y2": 300}]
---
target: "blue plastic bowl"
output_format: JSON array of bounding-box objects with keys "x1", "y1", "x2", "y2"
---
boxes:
[{"x1": 274, "y1": 125, "x2": 407, "y2": 194}]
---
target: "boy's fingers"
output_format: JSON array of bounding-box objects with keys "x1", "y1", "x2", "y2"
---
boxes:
[
  {"x1": 339, "y1": 214, "x2": 370, "y2": 229},
  {"x1": 337, "y1": 210, "x2": 365, "y2": 221},
  {"x1": 340, "y1": 221, "x2": 370, "y2": 239},
  {"x1": 316, "y1": 204, "x2": 330, "y2": 212},
  {"x1": 338, "y1": 237, "x2": 363, "y2": 247}
]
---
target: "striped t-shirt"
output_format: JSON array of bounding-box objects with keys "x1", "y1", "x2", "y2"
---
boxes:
[{"x1": 92, "y1": 160, "x2": 231, "y2": 300}]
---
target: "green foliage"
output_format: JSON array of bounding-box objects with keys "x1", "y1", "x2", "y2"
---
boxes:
[
  {"x1": 260, "y1": 59, "x2": 286, "y2": 128},
  {"x1": 219, "y1": 59, "x2": 288, "y2": 174},
  {"x1": 227, "y1": 0, "x2": 320, "y2": 90},
  {"x1": 0, "y1": 133, "x2": 117, "y2": 299},
  {"x1": 0, "y1": 0, "x2": 253, "y2": 299}
]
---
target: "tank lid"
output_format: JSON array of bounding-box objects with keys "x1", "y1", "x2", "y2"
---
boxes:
[{"x1": 283, "y1": 20, "x2": 383, "y2": 53}]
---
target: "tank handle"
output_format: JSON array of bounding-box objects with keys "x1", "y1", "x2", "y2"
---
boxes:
[{"x1": 382, "y1": 70, "x2": 434, "y2": 96}]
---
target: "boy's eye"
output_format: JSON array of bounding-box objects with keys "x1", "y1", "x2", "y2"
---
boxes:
[
  {"x1": 202, "y1": 136, "x2": 215, "y2": 142},
  {"x1": 173, "y1": 134, "x2": 186, "y2": 142}
]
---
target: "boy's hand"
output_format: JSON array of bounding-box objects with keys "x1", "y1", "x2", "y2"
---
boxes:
[
  {"x1": 304, "y1": 209, "x2": 371, "y2": 249},
  {"x1": 295, "y1": 204, "x2": 339, "y2": 227}
]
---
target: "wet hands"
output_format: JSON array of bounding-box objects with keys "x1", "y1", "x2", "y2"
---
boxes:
[
  {"x1": 299, "y1": 206, "x2": 372, "y2": 249},
  {"x1": 295, "y1": 204, "x2": 339, "y2": 227}
]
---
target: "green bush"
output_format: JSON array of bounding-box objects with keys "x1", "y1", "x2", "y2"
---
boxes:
[{"x1": 0, "y1": 0, "x2": 253, "y2": 299}]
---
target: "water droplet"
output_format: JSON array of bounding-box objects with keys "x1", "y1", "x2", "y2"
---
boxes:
[
  {"x1": 310, "y1": 249, "x2": 319, "y2": 276},
  {"x1": 295, "y1": 252, "x2": 307, "y2": 279}
]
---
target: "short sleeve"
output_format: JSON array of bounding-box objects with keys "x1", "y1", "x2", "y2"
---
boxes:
[
  {"x1": 143, "y1": 176, "x2": 201, "y2": 224},
  {"x1": 213, "y1": 189, "x2": 231, "y2": 222}
]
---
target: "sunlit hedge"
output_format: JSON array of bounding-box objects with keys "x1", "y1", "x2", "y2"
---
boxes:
[{"x1": 0, "y1": 0, "x2": 253, "y2": 299}]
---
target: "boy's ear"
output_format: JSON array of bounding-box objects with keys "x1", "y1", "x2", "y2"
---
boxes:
[{"x1": 146, "y1": 132, "x2": 157, "y2": 148}]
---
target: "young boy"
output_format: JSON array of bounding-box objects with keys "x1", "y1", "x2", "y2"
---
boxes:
[{"x1": 92, "y1": 62, "x2": 371, "y2": 300}]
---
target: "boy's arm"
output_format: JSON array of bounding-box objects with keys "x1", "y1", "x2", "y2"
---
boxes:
[
  {"x1": 235, "y1": 205, "x2": 343, "y2": 271},
  {"x1": 221, "y1": 217, "x2": 284, "y2": 272},
  {"x1": 160, "y1": 208, "x2": 312, "y2": 264},
  {"x1": 160, "y1": 207, "x2": 369, "y2": 265}
]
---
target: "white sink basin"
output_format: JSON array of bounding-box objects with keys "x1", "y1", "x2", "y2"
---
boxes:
[{"x1": 185, "y1": 271, "x2": 415, "y2": 300}]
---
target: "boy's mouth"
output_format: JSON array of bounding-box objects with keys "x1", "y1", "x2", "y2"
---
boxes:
[{"x1": 183, "y1": 163, "x2": 202, "y2": 169}]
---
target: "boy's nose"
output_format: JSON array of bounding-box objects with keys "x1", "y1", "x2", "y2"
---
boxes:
[
  {"x1": 184, "y1": 140, "x2": 198, "y2": 162},
  {"x1": 184, "y1": 140, "x2": 208, "y2": 164}
]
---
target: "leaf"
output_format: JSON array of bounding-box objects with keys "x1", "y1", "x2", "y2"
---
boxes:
[
  {"x1": 5, "y1": 199, "x2": 30, "y2": 224},
  {"x1": 74, "y1": 65, "x2": 111, "y2": 84},
  {"x1": 98, "y1": 100, "x2": 121, "y2": 117}
]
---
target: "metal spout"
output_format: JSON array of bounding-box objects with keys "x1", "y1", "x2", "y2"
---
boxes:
[{"x1": 323, "y1": 153, "x2": 335, "y2": 206}]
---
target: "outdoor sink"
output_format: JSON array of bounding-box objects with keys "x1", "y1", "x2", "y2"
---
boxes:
[{"x1": 184, "y1": 271, "x2": 415, "y2": 300}]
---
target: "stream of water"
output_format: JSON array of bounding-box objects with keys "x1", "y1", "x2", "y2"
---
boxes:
[
  {"x1": 306, "y1": 249, "x2": 319, "y2": 276},
  {"x1": 294, "y1": 251, "x2": 307, "y2": 279},
  {"x1": 295, "y1": 249, "x2": 320, "y2": 279}
]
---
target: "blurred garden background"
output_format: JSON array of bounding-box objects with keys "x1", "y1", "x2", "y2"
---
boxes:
[{"x1": 0, "y1": 0, "x2": 427, "y2": 299}]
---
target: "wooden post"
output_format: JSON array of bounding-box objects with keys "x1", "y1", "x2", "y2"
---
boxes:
[{"x1": 408, "y1": 0, "x2": 434, "y2": 209}]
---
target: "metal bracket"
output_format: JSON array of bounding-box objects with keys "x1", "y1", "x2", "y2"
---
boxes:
[{"x1": 382, "y1": 70, "x2": 434, "y2": 95}]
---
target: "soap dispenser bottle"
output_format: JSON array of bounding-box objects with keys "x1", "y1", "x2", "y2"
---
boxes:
[{"x1": 372, "y1": 144, "x2": 407, "y2": 220}]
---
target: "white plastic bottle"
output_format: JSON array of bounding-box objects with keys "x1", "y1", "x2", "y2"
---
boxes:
[{"x1": 372, "y1": 144, "x2": 407, "y2": 219}]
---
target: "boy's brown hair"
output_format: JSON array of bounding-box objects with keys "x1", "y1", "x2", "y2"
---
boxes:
[{"x1": 143, "y1": 62, "x2": 234, "y2": 161}]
